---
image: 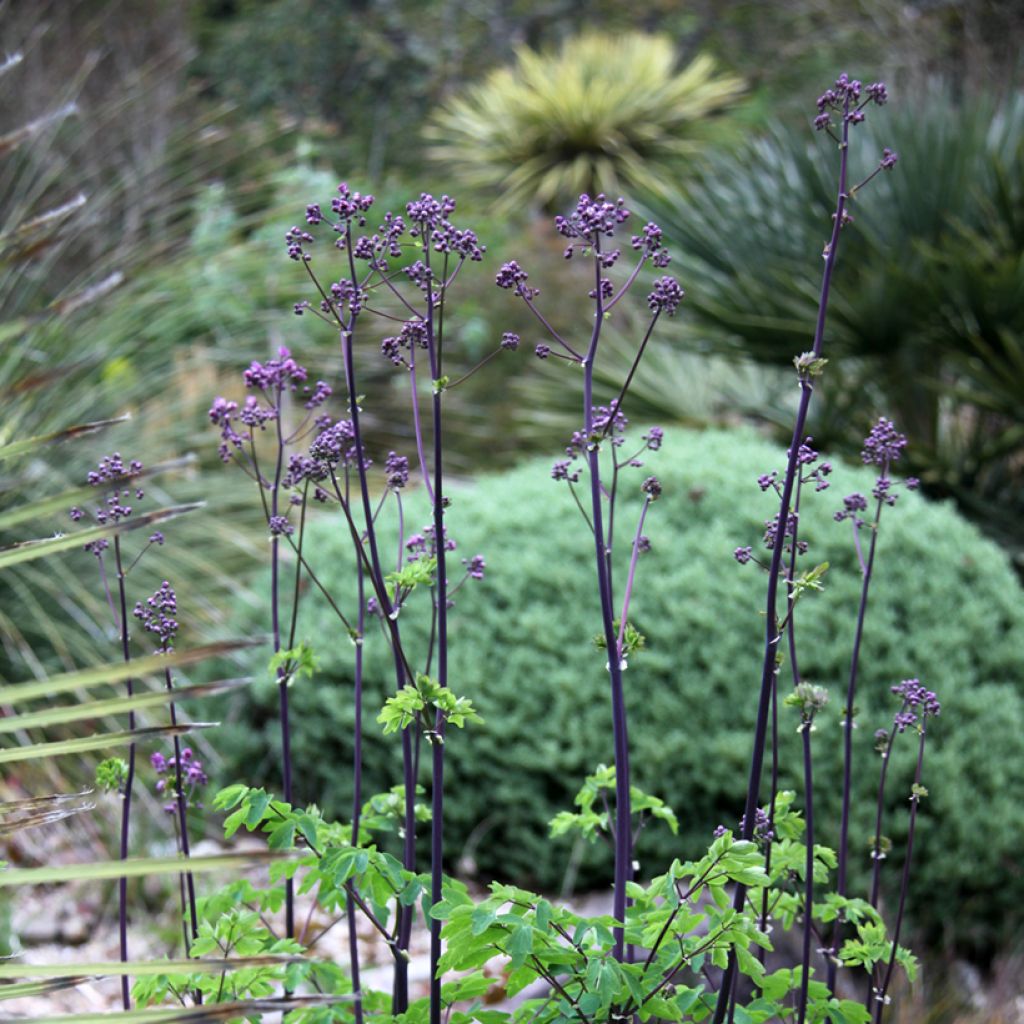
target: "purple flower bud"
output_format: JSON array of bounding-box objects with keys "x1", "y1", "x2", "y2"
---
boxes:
[
  {"x1": 501, "y1": 332, "x2": 520, "y2": 351},
  {"x1": 646, "y1": 276, "x2": 684, "y2": 316},
  {"x1": 641, "y1": 476, "x2": 662, "y2": 500}
]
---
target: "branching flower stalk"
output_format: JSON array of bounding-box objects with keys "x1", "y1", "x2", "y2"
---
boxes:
[
  {"x1": 112, "y1": 534, "x2": 136, "y2": 1011},
  {"x1": 133, "y1": 581, "x2": 199, "y2": 960},
  {"x1": 283, "y1": 188, "x2": 487, "y2": 1015},
  {"x1": 712, "y1": 73, "x2": 895, "y2": 1024},
  {"x1": 500, "y1": 196, "x2": 679, "y2": 963},
  {"x1": 70, "y1": 453, "x2": 153, "y2": 1010},
  {"x1": 866, "y1": 680, "x2": 939, "y2": 1017},
  {"x1": 736, "y1": 437, "x2": 832, "y2": 1021},
  {"x1": 828, "y1": 418, "x2": 918, "y2": 992},
  {"x1": 210, "y1": 348, "x2": 332, "y2": 940}
]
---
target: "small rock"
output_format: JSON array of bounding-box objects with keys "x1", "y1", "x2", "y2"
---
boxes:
[
  {"x1": 17, "y1": 913, "x2": 61, "y2": 946},
  {"x1": 61, "y1": 914, "x2": 90, "y2": 946}
]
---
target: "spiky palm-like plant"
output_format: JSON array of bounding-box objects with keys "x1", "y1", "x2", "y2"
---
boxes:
[
  {"x1": 425, "y1": 32, "x2": 744, "y2": 211},
  {"x1": 639, "y1": 88, "x2": 1024, "y2": 567}
]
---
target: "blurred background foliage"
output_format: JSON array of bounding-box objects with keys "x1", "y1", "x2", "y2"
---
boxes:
[{"x1": 1, "y1": 0, "x2": 1023, "y2": 986}]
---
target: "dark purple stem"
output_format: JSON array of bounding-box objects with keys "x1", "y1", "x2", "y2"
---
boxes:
[
  {"x1": 112, "y1": 537, "x2": 135, "y2": 1011},
  {"x1": 713, "y1": 94, "x2": 852, "y2": 1024},
  {"x1": 341, "y1": 322, "x2": 415, "y2": 1013},
  {"x1": 872, "y1": 728, "x2": 927, "y2": 1022},
  {"x1": 269, "y1": 386, "x2": 295, "y2": 940},
  {"x1": 616, "y1": 498, "x2": 651, "y2": 658},
  {"x1": 163, "y1": 665, "x2": 198, "y2": 947},
  {"x1": 869, "y1": 720, "x2": 900, "y2": 909},
  {"x1": 426, "y1": 235, "x2": 449, "y2": 1024},
  {"x1": 583, "y1": 234, "x2": 631, "y2": 962},
  {"x1": 827, "y1": 495, "x2": 884, "y2": 994},
  {"x1": 346, "y1": 567, "x2": 366, "y2": 1024}
]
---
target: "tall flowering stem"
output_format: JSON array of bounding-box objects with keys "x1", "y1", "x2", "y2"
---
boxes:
[
  {"x1": 500, "y1": 196, "x2": 679, "y2": 963},
  {"x1": 70, "y1": 453, "x2": 148, "y2": 1009},
  {"x1": 112, "y1": 535, "x2": 136, "y2": 1010},
  {"x1": 284, "y1": 188, "x2": 487, "y2": 1016},
  {"x1": 868, "y1": 680, "x2": 938, "y2": 1019},
  {"x1": 134, "y1": 581, "x2": 199, "y2": 959},
  {"x1": 828, "y1": 418, "x2": 917, "y2": 993},
  {"x1": 714, "y1": 73, "x2": 895, "y2": 1023},
  {"x1": 210, "y1": 346, "x2": 331, "y2": 939}
]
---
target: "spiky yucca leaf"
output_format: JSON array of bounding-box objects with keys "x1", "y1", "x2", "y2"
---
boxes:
[
  {"x1": 426, "y1": 32, "x2": 744, "y2": 210},
  {"x1": 641, "y1": 88, "x2": 1024, "y2": 562}
]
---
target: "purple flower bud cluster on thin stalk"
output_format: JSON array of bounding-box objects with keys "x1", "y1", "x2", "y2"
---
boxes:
[
  {"x1": 134, "y1": 581, "x2": 201, "y2": 966},
  {"x1": 713, "y1": 74, "x2": 899, "y2": 1024},
  {"x1": 69, "y1": 454, "x2": 162, "y2": 1010},
  {"x1": 501, "y1": 192, "x2": 681, "y2": 965},
  {"x1": 210, "y1": 344, "x2": 333, "y2": 940},
  {"x1": 735, "y1": 436, "x2": 832, "y2": 1024},
  {"x1": 219, "y1": 185, "x2": 491, "y2": 1022},
  {"x1": 827, "y1": 418, "x2": 919, "y2": 993},
  {"x1": 867, "y1": 680, "x2": 939, "y2": 1020}
]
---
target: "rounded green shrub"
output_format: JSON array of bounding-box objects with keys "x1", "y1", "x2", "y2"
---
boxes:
[{"x1": 215, "y1": 426, "x2": 1024, "y2": 956}]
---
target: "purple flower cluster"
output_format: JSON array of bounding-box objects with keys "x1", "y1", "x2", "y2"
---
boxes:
[
  {"x1": 791, "y1": 438, "x2": 833, "y2": 492},
  {"x1": 834, "y1": 491, "x2": 869, "y2": 526},
  {"x1": 308, "y1": 419, "x2": 358, "y2": 471},
  {"x1": 891, "y1": 678, "x2": 941, "y2": 732},
  {"x1": 631, "y1": 222, "x2": 671, "y2": 268},
  {"x1": 861, "y1": 417, "x2": 907, "y2": 467},
  {"x1": 715, "y1": 806, "x2": 774, "y2": 845},
  {"x1": 836, "y1": 418, "x2": 918, "y2": 526},
  {"x1": 762, "y1": 510, "x2": 807, "y2": 555},
  {"x1": 269, "y1": 515, "x2": 295, "y2": 537},
  {"x1": 290, "y1": 183, "x2": 374, "y2": 264},
  {"x1": 814, "y1": 73, "x2": 889, "y2": 132},
  {"x1": 70, "y1": 453, "x2": 147, "y2": 555},
  {"x1": 463, "y1": 554, "x2": 485, "y2": 580},
  {"x1": 555, "y1": 194, "x2": 630, "y2": 245},
  {"x1": 406, "y1": 524, "x2": 457, "y2": 561},
  {"x1": 151, "y1": 747, "x2": 207, "y2": 813},
  {"x1": 385, "y1": 452, "x2": 410, "y2": 490},
  {"x1": 405, "y1": 193, "x2": 485, "y2": 261},
  {"x1": 495, "y1": 260, "x2": 538, "y2": 299},
  {"x1": 647, "y1": 275, "x2": 685, "y2": 316},
  {"x1": 133, "y1": 581, "x2": 178, "y2": 651},
  {"x1": 640, "y1": 476, "x2": 662, "y2": 500},
  {"x1": 381, "y1": 319, "x2": 428, "y2": 367}
]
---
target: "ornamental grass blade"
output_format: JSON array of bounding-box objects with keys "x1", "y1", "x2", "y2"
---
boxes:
[
  {"x1": 0, "y1": 789, "x2": 93, "y2": 814},
  {"x1": 0, "y1": 803, "x2": 96, "y2": 837},
  {"x1": 0, "y1": 503, "x2": 204, "y2": 570},
  {"x1": 0, "y1": 956, "x2": 310, "y2": 982},
  {"x1": 2, "y1": 639, "x2": 263, "y2": 706},
  {"x1": 0, "y1": 415, "x2": 131, "y2": 464},
  {"x1": 0, "y1": 790, "x2": 96, "y2": 837},
  {"x1": 0, "y1": 722, "x2": 216, "y2": 765},
  {"x1": 0, "y1": 976, "x2": 84, "y2": 1001},
  {"x1": 24, "y1": 995, "x2": 352, "y2": 1024},
  {"x1": 0, "y1": 849, "x2": 297, "y2": 888},
  {"x1": 0, "y1": 678, "x2": 249, "y2": 734}
]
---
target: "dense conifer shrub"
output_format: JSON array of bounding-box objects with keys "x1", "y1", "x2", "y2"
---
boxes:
[{"x1": 216, "y1": 425, "x2": 1024, "y2": 955}]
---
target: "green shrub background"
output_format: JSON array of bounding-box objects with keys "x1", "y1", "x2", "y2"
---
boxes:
[{"x1": 214, "y1": 426, "x2": 1024, "y2": 956}]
